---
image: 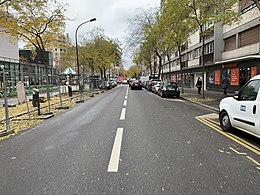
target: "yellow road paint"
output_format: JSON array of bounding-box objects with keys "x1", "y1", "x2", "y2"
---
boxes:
[
  {"x1": 226, "y1": 132, "x2": 260, "y2": 152},
  {"x1": 197, "y1": 117, "x2": 260, "y2": 155},
  {"x1": 246, "y1": 156, "x2": 260, "y2": 166},
  {"x1": 229, "y1": 147, "x2": 247, "y2": 155},
  {"x1": 202, "y1": 118, "x2": 260, "y2": 153},
  {"x1": 206, "y1": 118, "x2": 220, "y2": 125}
]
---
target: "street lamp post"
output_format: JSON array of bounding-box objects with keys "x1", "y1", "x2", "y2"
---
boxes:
[{"x1": 75, "y1": 18, "x2": 96, "y2": 97}]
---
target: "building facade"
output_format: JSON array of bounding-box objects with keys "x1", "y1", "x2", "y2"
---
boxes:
[{"x1": 161, "y1": 1, "x2": 260, "y2": 93}]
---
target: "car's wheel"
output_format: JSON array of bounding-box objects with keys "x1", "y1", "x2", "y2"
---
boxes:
[
  {"x1": 220, "y1": 111, "x2": 232, "y2": 132},
  {"x1": 176, "y1": 94, "x2": 180, "y2": 98},
  {"x1": 161, "y1": 92, "x2": 164, "y2": 98}
]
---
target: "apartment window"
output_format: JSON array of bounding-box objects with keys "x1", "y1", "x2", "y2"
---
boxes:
[
  {"x1": 181, "y1": 54, "x2": 187, "y2": 62},
  {"x1": 239, "y1": 0, "x2": 255, "y2": 13},
  {"x1": 188, "y1": 51, "x2": 193, "y2": 60},
  {"x1": 240, "y1": 25, "x2": 259, "y2": 47},
  {"x1": 224, "y1": 35, "x2": 236, "y2": 51},
  {"x1": 204, "y1": 42, "x2": 214, "y2": 54},
  {"x1": 175, "y1": 51, "x2": 179, "y2": 57},
  {"x1": 194, "y1": 48, "x2": 200, "y2": 58}
]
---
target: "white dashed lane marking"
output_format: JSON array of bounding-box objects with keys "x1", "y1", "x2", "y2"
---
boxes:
[
  {"x1": 120, "y1": 108, "x2": 126, "y2": 120},
  {"x1": 107, "y1": 128, "x2": 124, "y2": 172}
]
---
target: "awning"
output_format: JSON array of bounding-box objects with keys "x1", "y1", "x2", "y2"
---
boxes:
[
  {"x1": 62, "y1": 67, "x2": 76, "y2": 75},
  {"x1": 214, "y1": 55, "x2": 260, "y2": 65}
]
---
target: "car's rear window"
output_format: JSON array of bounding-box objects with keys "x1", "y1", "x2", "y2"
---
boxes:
[{"x1": 167, "y1": 82, "x2": 177, "y2": 87}]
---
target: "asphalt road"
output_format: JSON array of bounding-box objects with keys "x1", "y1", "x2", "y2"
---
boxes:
[{"x1": 0, "y1": 85, "x2": 259, "y2": 194}]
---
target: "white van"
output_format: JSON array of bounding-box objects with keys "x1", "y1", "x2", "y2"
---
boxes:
[{"x1": 219, "y1": 74, "x2": 260, "y2": 138}]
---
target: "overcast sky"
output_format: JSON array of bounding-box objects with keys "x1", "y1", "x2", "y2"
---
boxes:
[{"x1": 63, "y1": 0, "x2": 160, "y2": 69}]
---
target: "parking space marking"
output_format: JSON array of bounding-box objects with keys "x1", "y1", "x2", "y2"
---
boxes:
[
  {"x1": 196, "y1": 117, "x2": 260, "y2": 155},
  {"x1": 246, "y1": 156, "x2": 260, "y2": 166},
  {"x1": 229, "y1": 147, "x2": 247, "y2": 155},
  {"x1": 108, "y1": 128, "x2": 124, "y2": 172},
  {"x1": 123, "y1": 100, "x2": 127, "y2": 106},
  {"x1": 197, "y1": 113, "x2": 218, "y2": 119},
  {"x1": 120, "y1": 108, "x2": 126, "y2": 120}
]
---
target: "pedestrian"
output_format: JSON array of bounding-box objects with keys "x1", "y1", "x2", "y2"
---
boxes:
[
  {"x1": 195, "y1": 77, "x2": 202, "y2": 94},
  {"x1": 221, "y1": 75, "x2": 230, "y2": 97}
]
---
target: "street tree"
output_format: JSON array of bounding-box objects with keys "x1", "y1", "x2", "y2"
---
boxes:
[
  {"x1": 0, "y1": 0, "x2": 67, "y2": 113},
  {"x1": 118, "y1": 67, "x2": 127, "y2": 77},
  {"x1": 133, "y1": 40, "x2": 154, "y2": 76},
  {"x1": 160, "y1": 0, "x2": 194, "y2": 93},
  {"x1": 80, "y1": 28, "x2": 122, "y2": 80},
  {"x1": 127, "y1": 7, "x2": 166, "y2": 79},
  {"x1": 186, "y1": 0, "x2": 239, "y2": 98},
  {"x1": 128, "y1": 65, "x2": 141, "y2": 79}
]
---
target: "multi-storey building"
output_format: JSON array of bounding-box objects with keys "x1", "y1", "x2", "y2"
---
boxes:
[
  {"x1": 0, "y1": 26, "x2": 56, "y2": 88},
  {"x1": 53, "y1": 34, "x2": 70, "y2": 74},
  {"x1": 162, "y1": 0, "x2": 260, "y2": 92},
  {"x1": 0, "y1": 26, "x2": 21, "y2": 88}
]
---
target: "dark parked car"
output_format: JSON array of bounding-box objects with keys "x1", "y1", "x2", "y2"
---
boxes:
[
  {"x1": 158, "y1": 81, "x2": 180, "y2": 98},
  {"x1": 130, "y1": 80, "x2": 142, "y2": 90}
]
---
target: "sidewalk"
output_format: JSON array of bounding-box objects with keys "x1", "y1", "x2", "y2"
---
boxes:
[{"x1": 180, "y1": 87, "x2": 229, "y2": 112}]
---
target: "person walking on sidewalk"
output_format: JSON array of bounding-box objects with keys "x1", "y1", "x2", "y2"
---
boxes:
[
  {"x1": 221, "y1": 74, "x2": 230, "y2": 97},
  {"x1": 196, "y1": 77, "x2": 202, "y2": 94}
]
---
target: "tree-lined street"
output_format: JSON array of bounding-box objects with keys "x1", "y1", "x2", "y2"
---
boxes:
[{"x1": 0, "y1": 85, "x2": 259, "y2": 194}]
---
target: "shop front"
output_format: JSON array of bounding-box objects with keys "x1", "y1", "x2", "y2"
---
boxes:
[{"x1": 206, "y1": 58, "x2": 259, "y2": 92}]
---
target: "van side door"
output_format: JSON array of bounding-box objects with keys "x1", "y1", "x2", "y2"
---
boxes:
[{"x1": 235, "y1": 79, "x2": 260, "y2": 134}]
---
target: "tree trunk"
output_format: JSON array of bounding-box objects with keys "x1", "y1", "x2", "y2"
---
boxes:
[
  {"x1": 155, "y1": 50, "x2": 162, "y2": 80},
  {"x1": 167, "y1": 54, "x2": 171, "y2": 81},
  {"x1": 99, "y1": 67, "x2": 103, "y2": 80},
  {"x1": 201, "y1": 27, "x2": 205, "y2": 99},
  {"x1": 178, "y1": 46, "x2": 184, "y2": 94},
  {"x1": 40, "y1": 48, "x2": 51, "y2": 114},
  {"x1": 103, "y1": 67, "x2": 106, "y2": 80},
  {"x1": 153, "y1": 53, "x2": 157, "y2": 77}
]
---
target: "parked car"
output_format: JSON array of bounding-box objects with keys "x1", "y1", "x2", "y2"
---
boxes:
[
  {"x1": 130, "y1": 80, "x2": 142, "y2": 90},
  {"x1": 142, "y1": 80, "x2": 148, "y2": 89},
  {"x1": 158, "y1": 81, "x2": 180, "y2": 98},
  {"x1": 122, "y1": 80, "x2": 128, "y2": 84},
  {"x1": 219, "y1": 74, "x2": 260, "y2": 138},
  {"x1": 152, "y1": 81, "x2": 162, "y2": 94},
  {"x1": 147, "y1": 79, "x2": 161, "y2": 92},
  {"x1": 109, "y1": 79, "x2": 117, "y2": 88},
  {"x1": 99, "y1": 80, "x2": 112, "y2": 90}
]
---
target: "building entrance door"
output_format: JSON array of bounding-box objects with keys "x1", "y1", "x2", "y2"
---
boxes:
[{"x1": 239, "y1": 68, "x2": 250, "y2": 89}]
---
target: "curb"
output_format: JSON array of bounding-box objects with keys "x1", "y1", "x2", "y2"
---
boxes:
[
  {"x1": 181, "y1": 97, "x2": 219, "y2": 112},
  {"x1": 0, "y1": 129, "x2": 15, "y2": 137}
]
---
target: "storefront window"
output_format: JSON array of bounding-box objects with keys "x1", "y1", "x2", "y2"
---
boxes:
[{"x1": 208, "y1": 70, "x2": 214, "y2": 84}]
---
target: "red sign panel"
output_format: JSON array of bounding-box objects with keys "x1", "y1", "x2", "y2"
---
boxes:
[
  {"x1": 214, "y1": 70, "x2": 220, "y2": 85},
  {"x1": 230, "y1": 68, "x2": 239, "y2": 86},
  {"x1": 251, "y1": 66, "x2": 257, "y2": 78}
]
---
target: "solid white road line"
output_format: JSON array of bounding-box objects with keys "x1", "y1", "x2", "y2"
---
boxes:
[
  {"x1": 123, "y1": 100, "x2": 127, "y2": 106},
  {"x1": 107, "y1": 128, "x2": 124, "y2": 172},
  {"x1": 120, "y1": 108, "x2": 126, "y2": 120}
]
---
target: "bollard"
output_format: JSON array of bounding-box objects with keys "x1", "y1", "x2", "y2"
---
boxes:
[
  {"x1": 32, "y1": 88, "x2": 40, "y2": 115},
  {"x1": 68, "y1": 85, "x2": 72, "y2": 97}
]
